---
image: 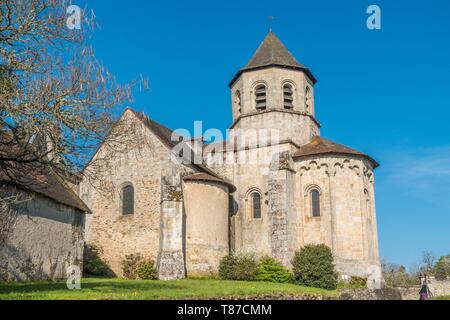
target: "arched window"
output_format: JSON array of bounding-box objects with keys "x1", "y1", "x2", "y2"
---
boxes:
[
  {"x1": 255, "y1": 84, "x2": 267, "y2": 110},
  {"x1": 310, "y1": 189, "x2": 320, "y2": 217},
  {"x1": 283, "y1": 84, "x2": 294, "y2": 109},
  {"x1": 251, "y1": 192, "x2": 262, "y2": 219},
  {"x1": 305, "y1": 86, "x2": 312, "y2": 112},
  {"x1": 234, "y1": 90, "x2": 241, "y2": 114},
  {"x1": 121, "y1": 184, "x2": 134, "y2": 215}
]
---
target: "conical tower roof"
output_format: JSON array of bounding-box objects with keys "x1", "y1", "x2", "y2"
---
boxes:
[
  {"x1": 245, "y1": 31, "x2": 304, "y2": 69},
  {"x1": 229, "y1": 31, "x2": 316, "y2": 87}
]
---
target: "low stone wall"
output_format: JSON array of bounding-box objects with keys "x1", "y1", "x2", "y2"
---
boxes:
[
  {"x1": 339, "y1": 288, "x2": 412, "y2": 300},
  {"x1": 426, "y1": 277, "x2": 450, "y2": 298},
  {"x1": 340, "y1": 280, "x2": 450, "y2": 300}
]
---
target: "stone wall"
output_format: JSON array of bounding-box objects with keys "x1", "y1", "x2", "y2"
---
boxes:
[
  {"x1": 425, "y1": 276, "x2": 450, "y2": 298},
  {"x1": 183, "y1": 180, "x2": 230, "y2": 277},
  {"x1": 339, "y1": 288, "x2": 415, "y2": 300},
  {"x1": 340, "y1": 280, "x2": 450, "y2": 300},
  {"x1": 0, "y1": 188, "x2": 84, "y2": 281},
  {"x1": 295, "y1": 154, "x2": 381, "y2": 280},
  {"x1": 205, "y1": 140, "x2": 383, "y2": 285},
  {"x1": 79, "y1": 110, "x2": 195, "y2": 276},
  {"x1": 229, "y1": 68, "x2": 319, "y2": 147}
]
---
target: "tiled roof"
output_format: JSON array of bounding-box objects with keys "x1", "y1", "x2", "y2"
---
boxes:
[
  {"x1": 129, "y1": 109, "x2": 235, "y2": 191},
  {"x1": 292, "y1": 136, "x2": 379, "y2": 168},
  {"x1": 229, "y1": 31, "x2": 316, "y2": 87},
  {"x1": 183, "y1": 172, "x2": 236, "y2": 193},
  {"x1": 4, "y1": 169, "x2": 91, "y2": 213},
  {"x1": 0, "y1": 140, "x2": 90, "y2": 213}
]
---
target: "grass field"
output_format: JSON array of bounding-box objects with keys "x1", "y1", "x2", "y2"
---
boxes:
[
  {"x1": 0, "y1": 278, "x2": 338, "y2": 300},
  {"x1": 434, "y1": 295, "x2": 450, "y2": 300}
]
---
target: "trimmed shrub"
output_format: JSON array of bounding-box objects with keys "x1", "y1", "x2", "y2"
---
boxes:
[
  {"x1": 256, "y1": 256, "x2": 291, "y2": 283},
  {"x1": 218, "y1": 254, "x2": 237, "y2": 280},
  {"x1": 137, "y1": 259, "x2": 158, "y2": 280},
  {"x1": 291, "y1": 244, "x2": 338, "y2": 290},
  {"x1": 219, "y1": 253, "x2": 258, "y2": 281},
  {"x1": 122, "y1": 254, "x2": 144, "y2": 280},
  {"x1": 122, "y1": 254, "x2": 158, "y2": 280},
  {"x1": 83, "y1": 245, "x2": 115, "y2": 277}
]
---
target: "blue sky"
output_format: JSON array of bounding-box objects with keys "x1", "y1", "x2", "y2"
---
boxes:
[{"x1": 80, "y1": 0, "x2": 450, "y2": 268}]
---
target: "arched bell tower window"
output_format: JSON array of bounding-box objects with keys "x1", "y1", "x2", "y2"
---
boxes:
[
  {"x1": 364, "y1": 189, "x2": 371, "y2": 220},
  {"x1": 121, "y1": 184, "x2": 134, "y2": 215},
  {"x1": 233, "y1": 90, "x2": 241, "y2": 114},
  {"x1": 283, "y1": 84, "x2": 294, "y2": 109},
  {"x1": 305, "y1": 86, "x2": 312, "y2": 113},
  {"x1": 310, "y1": 189, "x2": 321, "y2": 217},
  {"x1": 255, "y1": 84, "x2": 267, "y2": 110}
]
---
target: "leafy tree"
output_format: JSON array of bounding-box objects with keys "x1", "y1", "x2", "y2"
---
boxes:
[
  {"x1": 381, "y1": 259, "x2": 420, "y2": 287},
  {"x1": 434, "y1": 255, "x2": 450, "y2": 281}
]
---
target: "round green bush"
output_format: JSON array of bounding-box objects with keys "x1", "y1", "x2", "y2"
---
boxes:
[
  {"x1": 219, "y1": 253, "x2": 258, "y2": 281},
  {"x1": 291, "y1": 244, "x2": 338, "y2": 290},
  {"x1": 256, "y1": 256, "x2": 291, "y2": 283}
]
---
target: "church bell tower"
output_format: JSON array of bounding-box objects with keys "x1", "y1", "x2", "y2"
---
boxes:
[{"x1": 228, "y1": 31, "x2": 321, "y2": 147}]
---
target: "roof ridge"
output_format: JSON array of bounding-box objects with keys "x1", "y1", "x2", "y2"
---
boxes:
[
  {"x1": 128, "y1": 108, "x2": 231, "y2": 181},
  {"x1": 293, "y1": 136, "x2": 379, "y2": 168}
]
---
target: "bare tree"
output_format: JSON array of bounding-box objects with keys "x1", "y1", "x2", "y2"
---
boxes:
[
  {"x1": 0, "y1": 184, "x2": 32, "y2": 249},
  {"x1": 0, "y1": 0, "x2": 147, "y2": 194},
  {"x1": 421, "y1": 251, "x2": 436, "y2": 273}
]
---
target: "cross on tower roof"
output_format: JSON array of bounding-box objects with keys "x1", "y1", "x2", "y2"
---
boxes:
[{"x1": 229, "y1": 30, "x2": 317, "y2": 87}]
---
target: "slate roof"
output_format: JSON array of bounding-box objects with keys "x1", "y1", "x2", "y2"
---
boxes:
[
  {"x1": 292, "y1": 136, "x2": 379, "y2": 168},
  {"x1": 229, "y1": 31, "x2": 316, "y2": 87}
]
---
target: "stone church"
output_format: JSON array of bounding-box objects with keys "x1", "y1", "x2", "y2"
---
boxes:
[{"x1": 79, "y1": 31, "x2": 383, "y2": 286}]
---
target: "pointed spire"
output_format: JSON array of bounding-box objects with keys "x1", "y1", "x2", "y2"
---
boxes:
[
  {"x1": 229, "y1": 31, "x2": 316, "y2": 87},
  {"x1": 245, "y1": 31, "x2": 304, "y2": 70}
]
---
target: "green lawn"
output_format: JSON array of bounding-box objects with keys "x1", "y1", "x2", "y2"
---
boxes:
[
  {"x1": 434, "y1": 295, "x2": 450, "y2": 300},
  {"x1": 0, "y1": 278, "x2": 338, "y2": 300}
]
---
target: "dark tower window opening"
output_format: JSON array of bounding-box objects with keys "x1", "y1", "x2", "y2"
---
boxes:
[
  {"x1": 255, "y1": 85, "x2": 267, "y2": 110},
  {"x1": 234, "y1": 90, "x2": 242, "y2": 114},
  {"x1": 305, "y1": 86, "x2": 312, "y2": 112},
  {"x1": 283, "y1": 84, "x2": 294, "y2": 109}
]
